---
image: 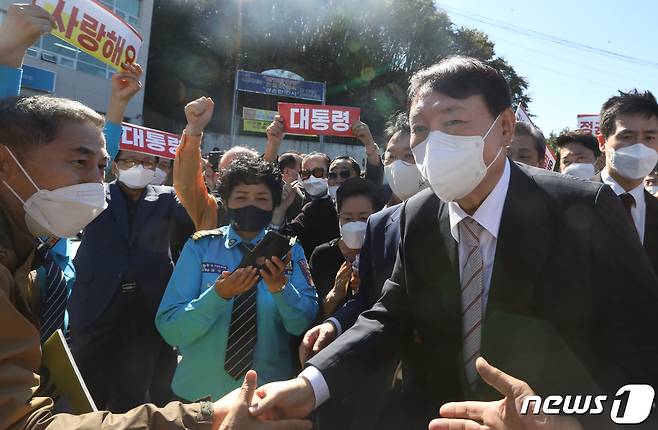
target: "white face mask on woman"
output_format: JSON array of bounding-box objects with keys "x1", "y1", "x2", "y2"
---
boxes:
[
  {"x1": 412, "y1": 114, "x2": 502, "y2": 202},
  {"x1": 1, "y1": 146, "x2": 107, "y2": 238},
  {"x1": 340, "y1": 221, "x2": 368, "y2": 249}
]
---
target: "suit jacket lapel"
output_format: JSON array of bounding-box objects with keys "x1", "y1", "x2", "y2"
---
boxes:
[
  {"x1": 383, "y1": 206, "x2": 402, "y2": 259},
  {"x1": 131, "y1": 185, "x2": 159, "y2": 244},
  {"x1": 486, "y1": 163, "x2": 555, "y2": 314},
  {"x1": 438, "y1": 201, "x2": 458, "y2": 273},
  {"x1": 643, "y1": 190, "x2": 658, "y2": 258},
  {"x1": 432, "y1": 198, "x2": 466, "y2": 393},
  {"x1": 108, "y1": 182, "x2": 131, "y2": 244}
]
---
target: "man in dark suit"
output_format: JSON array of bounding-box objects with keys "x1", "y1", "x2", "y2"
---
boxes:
[
  {"x1": 590, "y1": 90, "x2": 658, "y2": 275},
  {"x1": 68, "y1": 150, "x2": 193, "y2": 413},
  {"x1": 250, "y1": 57, "x2": 658, "y2": 430}
]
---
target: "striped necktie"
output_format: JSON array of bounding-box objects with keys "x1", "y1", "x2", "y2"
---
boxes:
[
  {"x1": 38, "y1": 242, "x2": 68, "y2": 343},
  {"x1": 459, "y1": 217, "x2": 485, "y2": 389},
  {"x1": 224, "y1": 242, "x2": 258, "y2": 380}
]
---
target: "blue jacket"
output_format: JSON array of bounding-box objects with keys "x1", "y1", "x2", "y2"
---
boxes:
[
  {"x1": 330, "y1": 204, "x2": 402, "y2": 334},
  {"x1": 68, "y1": 182, "x2": 193, "y2": 329},
  {"x1": 156, "y1": 225, "x2": 318, "y2": 400}
]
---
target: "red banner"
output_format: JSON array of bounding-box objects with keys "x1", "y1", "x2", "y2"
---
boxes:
[
  {"x1": 278, "y1": 103, "x2": 360, "y2": 137},
  {"x1": 120, "y1": 123, "x2": 179, "y2": 160}
]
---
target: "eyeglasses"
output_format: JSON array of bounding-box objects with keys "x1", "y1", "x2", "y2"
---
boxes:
[
  {"x1": 328, "y1": 169, "x2": 353, "y2": 180},
  {"x1": 116, "y1": 158, "x2": 156, "y2": 170},
  {"x1": 300, "y1": 167, "x2": 326, "y2": 180}
]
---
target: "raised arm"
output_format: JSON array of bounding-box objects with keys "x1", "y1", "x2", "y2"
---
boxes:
[
  {"x1": 173, "y1": 97, "x2": 219, "y2": 231},
  {"x1": 0, "y1": 4, "x2": 54, "y2": 97},
  {"x1": 104, "y1": 63, "x2": 144, "y2": 164}
]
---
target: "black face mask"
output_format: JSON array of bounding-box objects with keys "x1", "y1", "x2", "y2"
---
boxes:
[{"x1": 227, "y1": 205, "x2": 273, "y2": 232}]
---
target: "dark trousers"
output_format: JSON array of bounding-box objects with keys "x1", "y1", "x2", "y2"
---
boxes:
[{"x1": 70, "y1": 285, "x2": 176, "y2": 413}]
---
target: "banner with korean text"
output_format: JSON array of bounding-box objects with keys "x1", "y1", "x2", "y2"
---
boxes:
[
  {"x1": 577, "y1": 114, "x2": 601, "y2": 135},
  {"x1": 33, "y1": 0, "x2": 142, "y2": 70},
  {"x1": 242, "y1": 107, "x2": 275, "y2": 133},
  {"x1": 278, "y1": 103, "x2": 360, "y2": 137},
  {"x1": 120, "y1": 123, "x2": 179, "y2": 160}
]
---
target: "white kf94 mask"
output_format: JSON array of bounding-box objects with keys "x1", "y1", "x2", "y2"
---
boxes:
[
  {"x1": 2, "y1": 146, "x2": 107, "y2": 238},
  {"x1": 412, "y1": 114, "x2": 503, "y2": 202}
]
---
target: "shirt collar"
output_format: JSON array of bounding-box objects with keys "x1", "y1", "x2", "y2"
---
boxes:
[
  {"x1": 449, "y1": 158, "x2": 511, "y2": 242},
  {"x1": 601, "y1": 168, "x2": 646, "y2": 203},
  {"x1": 224, "y1": 225, "x2": 267, "y2": 249}
]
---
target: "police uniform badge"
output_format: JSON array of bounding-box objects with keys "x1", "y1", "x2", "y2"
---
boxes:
[{"x1": 202, "y1": 262, "x2": 228, "y2": 274}]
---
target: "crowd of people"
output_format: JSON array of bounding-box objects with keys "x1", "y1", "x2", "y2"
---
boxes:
[{"x1": 1, "y1": 3, "x2": 658, "y2": 430}]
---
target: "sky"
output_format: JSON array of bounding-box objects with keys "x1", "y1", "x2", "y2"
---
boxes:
[{"x1": 435, "y1": 0, "x2": 658, "y2": 134}]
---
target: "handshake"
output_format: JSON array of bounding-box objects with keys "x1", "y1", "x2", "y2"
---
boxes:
[
  {"x1": 213, "y1": 370, "x2": 314, "y2": 430},
  {"x1": 216, "y1": 358, "x2": 584, "y2": 430}
]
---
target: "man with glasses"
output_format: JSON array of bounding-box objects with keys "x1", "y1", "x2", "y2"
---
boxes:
[
  {"x1": 327, "y1": 156, "x2": 360, "y2": 199},
  {"x1": 272, "y1": 152, "x2": 339, "y2": 259},
  {"x1": 68, "y1": 148, "x2": 194, "y2": 413}
]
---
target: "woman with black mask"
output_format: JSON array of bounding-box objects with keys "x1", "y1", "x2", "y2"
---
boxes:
[{"x1": 156, "y1": 156, "x2": 318, "y2": 402}]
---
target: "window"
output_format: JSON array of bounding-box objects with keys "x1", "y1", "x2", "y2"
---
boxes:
[
  {"x1": 35, "y1": 34, "x2": 113, "y2": 78},
  {"x1": 42, "y1": 35, "x2": 78, "y2": 59},
  {"x1": 77, "y1": 52, "x2": 108, "y2": 78},
  {"x1": 116, "y1": 0, "x2": 141, "y2": 18},
  {"x1": 99, "y1": 0, "x2": 141, "y2": 27}
]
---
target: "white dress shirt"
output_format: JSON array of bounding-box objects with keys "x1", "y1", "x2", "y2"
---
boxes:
[
  {"x1": 601, "y1": 169, "x2": 646, "y2": 243},
  {"x1": 300, "y1": 159, "x2": 512, "y2": 407}
]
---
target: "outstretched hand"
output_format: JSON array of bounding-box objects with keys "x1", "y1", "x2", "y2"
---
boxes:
[
  {"x1": 429, "y1": 357, "x2": 583, "y2": 430},
  {"x1": 249, "y1": 377, "x2": 316, "y2": 421}
]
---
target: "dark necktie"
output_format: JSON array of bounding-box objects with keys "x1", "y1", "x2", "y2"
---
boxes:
[
  {"x1": 38, "y1": 242, "x2": 68, "y2": 343},
  {"x1": 224, "y1": 242, "x2": 258, "y2": 380},
  {"x1": 619, "y1": 193, "x2": 636, "y2": 225}
]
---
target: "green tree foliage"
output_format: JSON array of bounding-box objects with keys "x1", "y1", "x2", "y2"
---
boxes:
[{"x1": 144, "y1": 0, "x2": 530, "y2": 139}]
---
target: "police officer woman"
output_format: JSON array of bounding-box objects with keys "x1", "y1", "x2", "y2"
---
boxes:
[{"x1": 156, "y1": 156, "x2": 318, "y2": 401}]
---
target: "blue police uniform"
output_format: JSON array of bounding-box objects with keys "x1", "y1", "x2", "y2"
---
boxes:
[{"x1": 156, "y1": 225, "x2": 318, "y2": 401}]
